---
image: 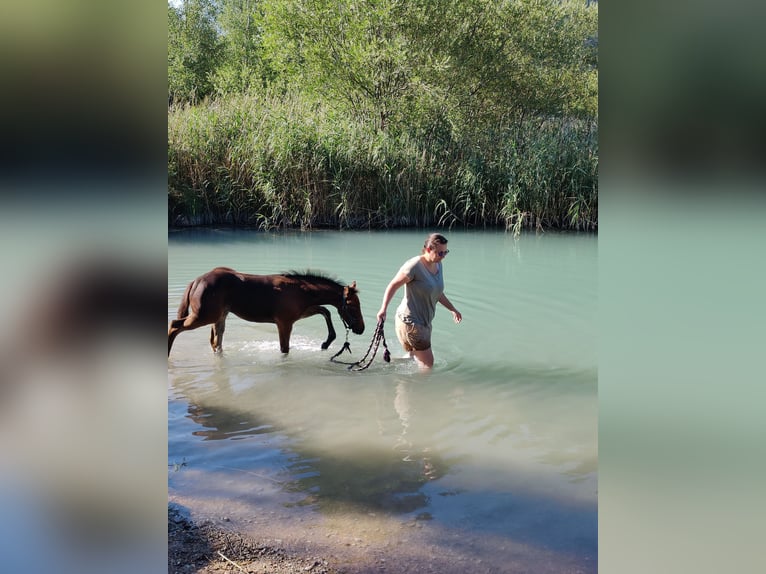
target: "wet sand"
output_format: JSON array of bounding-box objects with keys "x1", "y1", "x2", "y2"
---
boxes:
[{"x1": 169, "y1": 493, "x2": 595, "y2": 574}]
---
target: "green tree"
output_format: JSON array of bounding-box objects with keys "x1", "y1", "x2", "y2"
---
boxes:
[
  {"x1": 260, "y1": 0, "x2": 415, "y2": 131},
  {"x1": 402, "y1": 0, "x2": 598, "y2": 135},
  {"x1": 212, "y1": 0, "x2": 267, "y2": 95},
  {"x1": 257, "y1": 0, "x2": 596, "y2": 134},
  {"x1": 168, "y1": 0, "x2": 223, "y2": 104}
]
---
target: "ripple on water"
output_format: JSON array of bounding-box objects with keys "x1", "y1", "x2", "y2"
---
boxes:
[{"x1": 168, "y1": 230, "x2": 597, "y2": 572}]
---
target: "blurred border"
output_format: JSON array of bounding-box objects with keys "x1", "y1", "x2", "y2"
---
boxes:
[
  {"x1": 2, "y1": 1, "x2": 764, "y2": 572},
  {"x1": 0, "y1": 2, "x2": 167, "y2": 573},
  {"x1": 602, "y1": 0, "x2": 765, "y2": 572}
]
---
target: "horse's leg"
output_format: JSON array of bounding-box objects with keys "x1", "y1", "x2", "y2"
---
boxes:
[
  {"x1": 168, "y1": 313, "x2": 209, "y2": 356},
  {"x1": 169, "y1": 280, "x2": 196, "y2": 356},
  {"x1": 276, "y1": 320, "x2": 294, "y2": 354},
  {"x1": 299, "y1": 305, "x2": 336, "y2": 350},
  {"x1": 210, "y1": 314, "x2": 228, "y2": 354},
  {"x1": 168, "y1": 319, "x2": 185, "y2": 356}
]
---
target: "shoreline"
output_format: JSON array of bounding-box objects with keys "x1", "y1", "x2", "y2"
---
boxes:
[
  {"x1": 168, "y1": 497, "x2": 596, "y2": 574},
  {"x1": 169, "y1": 504, "x2": 339, "y2": 574}
]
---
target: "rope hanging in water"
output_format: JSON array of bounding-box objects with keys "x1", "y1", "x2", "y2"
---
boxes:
[{"x1": 330, "y1": 319, "x2": 390, "y2": 371}]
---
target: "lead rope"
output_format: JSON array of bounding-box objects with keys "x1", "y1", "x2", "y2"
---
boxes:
[{"x1": 330, "y1": 319, "x2": 391, "y2": 371}]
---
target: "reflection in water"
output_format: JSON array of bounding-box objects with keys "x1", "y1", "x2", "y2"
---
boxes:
[
  {"x1": 169, "y1": 230, "x2": 597, "y2": 569},
  {"x1": 187, "y1": 403, "x2": 276, "y2": 441},
  {"x1": 284, "y1": 378, "x2": 449, "y2": 514},
  {"x1": 394, "y1": 380, "x2": 413, "y2": 457},
  {"x1": 170, "y1": 355, "x2": 596, "y2": 514},
  {"x1": 284, "y1": 445, "x2": 446, "y2": 514},
  {"x1": 176, "y1": 376, "x2": 450, "y2": 515},
  {"x1": 393, "y1": 380, "x2": 439, "y2": 480}
]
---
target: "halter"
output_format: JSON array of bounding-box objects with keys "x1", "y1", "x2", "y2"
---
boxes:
[
  {"x1": 338, "y1": 291, "x2": 352, "y2": 331},
  {"x1": 330, "y1": 319, "x2": 390, "y2": 371}
]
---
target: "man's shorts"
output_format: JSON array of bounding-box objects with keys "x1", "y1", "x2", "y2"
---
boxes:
[{"x1": 395, "y1": 316, "x2": 432, "y2": 352}]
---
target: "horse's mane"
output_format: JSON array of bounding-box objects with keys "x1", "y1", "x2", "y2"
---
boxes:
[{"x1": 284, "y1": 270, "x2": 347, "y2": 290}]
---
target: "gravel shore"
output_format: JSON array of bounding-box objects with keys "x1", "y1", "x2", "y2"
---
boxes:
[{"x1": 169, "y1": 504, "x2": 339, "y2": 574}]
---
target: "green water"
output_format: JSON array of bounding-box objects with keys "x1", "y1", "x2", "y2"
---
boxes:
[{"x1": 168, "y1": 229, "x2": 597, "y2": 569}]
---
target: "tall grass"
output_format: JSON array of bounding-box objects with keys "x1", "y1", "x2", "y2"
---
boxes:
[{"x1": 168, "y1": 92, "x2": 597, "y2": 233}]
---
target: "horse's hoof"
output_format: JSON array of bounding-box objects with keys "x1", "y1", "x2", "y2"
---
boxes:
[{"x1": 321, "y1": 342, "x2": 330, "y2": 350}]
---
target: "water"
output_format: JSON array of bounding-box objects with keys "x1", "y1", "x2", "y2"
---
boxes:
[{"x1": 168, "y1": 229, "x2": 597, "y2": 572}]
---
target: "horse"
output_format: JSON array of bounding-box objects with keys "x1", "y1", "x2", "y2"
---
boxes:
[{"x1": 167, "y1": 267, "x2": 365, "y2": 357}]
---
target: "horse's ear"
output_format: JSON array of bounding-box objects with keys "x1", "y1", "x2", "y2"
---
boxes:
[{"x1": 350, "y1": 281, "x2": 357, "y2": 290}]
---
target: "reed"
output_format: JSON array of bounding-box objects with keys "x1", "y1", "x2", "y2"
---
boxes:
[{"x1": 168, "y1": 92, "x2": 597, "y2": 232}]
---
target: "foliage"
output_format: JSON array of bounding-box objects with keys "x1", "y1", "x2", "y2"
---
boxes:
[
  {"x1": 211, "y1": 0, "x2": 266, "y2": 95},
  {"x1": 167, "y1": 0, "x2": 598, "y2": 231},
  {"x1": 168, "y1": 92, "x2": 596, "y2": 231},
  {"x1": 168, "y1": 0, "x2": 224, "y2": 103},
  {"x1": 258, "y1": 0, "x2": 597, "y2": 134}
]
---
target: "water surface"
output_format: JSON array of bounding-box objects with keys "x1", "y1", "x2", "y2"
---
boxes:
[{"x1": 168, "y1": 229, "x2": 597, "y2": 572}]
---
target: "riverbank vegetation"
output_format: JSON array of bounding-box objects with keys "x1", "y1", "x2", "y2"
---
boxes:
[{"x1": 168, "y1": 0, "x2": 598, "y2": 233}]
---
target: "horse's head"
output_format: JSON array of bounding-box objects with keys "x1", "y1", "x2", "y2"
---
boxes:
[{"x1": 341, "y1": 281, "x2": 365, "y2": 335}]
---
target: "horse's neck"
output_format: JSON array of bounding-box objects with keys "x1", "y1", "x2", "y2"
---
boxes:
[{"x1": 307, "y1": 283, "x2": 343, "y2": 307}]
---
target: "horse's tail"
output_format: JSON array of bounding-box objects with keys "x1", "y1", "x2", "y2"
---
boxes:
[{"x1": 176, "y1": 279, "x2": 195, "y2": 319}]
